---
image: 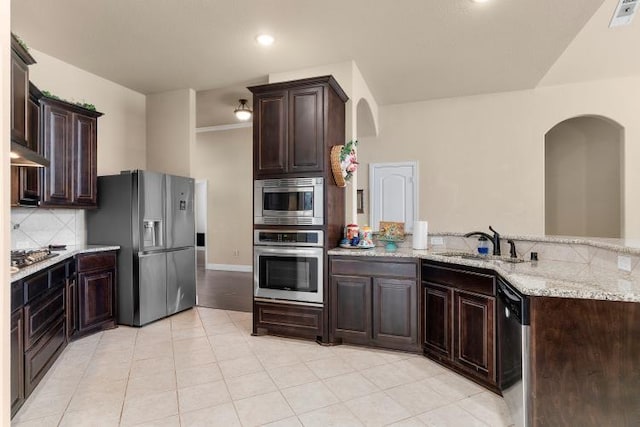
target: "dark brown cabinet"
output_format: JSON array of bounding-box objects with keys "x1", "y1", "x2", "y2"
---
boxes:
[
  {"x1": 10, "y1": 307, "x2": 24, "y2": 418},
  {"x1": 10, "y1": 34, "x2": 35, "y2": 146},
  {"x1": 74, "y1": 252, "x2": 117, "y2": 336},
  {"x1": 254, "y1": 300, "x2": 324, "y2": 340},
  {"x1": 66, "y1": 268, "x2": 77, "y2": 339},
  {"x1": 422, "y1": 261, "x2": 497, "y2": 390},
  {"x1": 330, "y1": 257, "x2": 420, "y2": 352},
  {"x1": 40, "y1": 97, "x2": 102, "y2": 208},
  {"x1": 250, "y1": 76, "x2": 348, "y2": 178}
]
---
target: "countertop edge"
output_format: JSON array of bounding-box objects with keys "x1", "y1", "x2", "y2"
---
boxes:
[
  {"x1": 11, "y1": 245, "x2": 120, "y2": 282},
  {"x1": 327, "y1": 248, "x2": 640, "y2": 303}
]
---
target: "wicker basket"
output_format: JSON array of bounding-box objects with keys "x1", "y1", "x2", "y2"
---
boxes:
[{"x1": 331, "y1": 145, "x2": 346, "y2": 187}]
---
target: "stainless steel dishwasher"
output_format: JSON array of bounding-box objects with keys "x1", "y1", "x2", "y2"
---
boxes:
[{"x1": 497, "y1": 277, "x2": 531, "y2": 427}]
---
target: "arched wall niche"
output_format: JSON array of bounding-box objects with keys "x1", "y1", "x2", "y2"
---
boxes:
[{"x1": 544, "y1": 114, "x2": 624, "y2": 238}]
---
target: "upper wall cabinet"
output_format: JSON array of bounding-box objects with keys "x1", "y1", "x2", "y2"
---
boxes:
[
  {"x1": 249, "y1": 76, "x2": 348, "y2": 179},
  {"x1": 10, "y1": 34, "x2": 36, "y2": 147},
  {"x1": 40, "y1": 97, "x2": 103, "y2": 208}
]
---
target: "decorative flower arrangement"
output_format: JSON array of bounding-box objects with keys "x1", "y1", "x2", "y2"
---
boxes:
[{"x1": 340, "y1": 139, "x2": 358, "y2": 182}]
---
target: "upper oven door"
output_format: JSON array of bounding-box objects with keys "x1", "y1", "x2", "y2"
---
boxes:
[{"x1": 254, "y1": 246, "x2": 323, "y2": 304}]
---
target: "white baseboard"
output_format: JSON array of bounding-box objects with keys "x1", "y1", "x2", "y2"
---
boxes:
[{"x1": 206, "y1": 263, "x2": 252, "y2": 272}]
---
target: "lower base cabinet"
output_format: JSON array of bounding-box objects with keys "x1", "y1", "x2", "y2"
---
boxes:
[
  {"x1": 253, "y1": 300, "x2": 324, "y2": 340},
  {"x1": 11, "y1": 309, "x2": 24, "y2": 418},
  {"x1": 330, "y1": 256, "x2": 420, "y2": 352},
  {"x1": 422, "y1": 261, "x2": 497, "y2": 391}
]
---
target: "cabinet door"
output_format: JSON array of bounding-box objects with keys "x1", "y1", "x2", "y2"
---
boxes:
[
  {"x1": 11, "y1": 309, "x2": 24, "y2": 417},
  {"x1": 423, "y1": 283, "x2": 453, "y2": 359},
  {"x1": 18, "y1": 94, "x2": 42, "y2": 201},
  {"x1": 42, "y1": 103, "x2": 73, "y2": 205},
  {"x1": 288, "y1": 86, "x2": 324, "y2": 174},
  {"x1": 77, "y1": 268, "x2": 115, "y2": 331},
  {"x1": 66, "y1": 276, "x2": 77, "y2": 340},
  {"x1": 72, "y1": 113, "x2": 97, "y2": 206},
  {"x1": 254, "y1": 92, "x2": 287, "y2": 177},
  {"x1": 331, "y1": 275, "x2": 371, "y2": 344},
  {"x1": 11, "y1": 51, "x2": 28, "y2": 145},
  {"x1": 372, "y1": 278, "x2": 418, "y2": 351},
  {"x1": 454, "y1": 290, "x2": 495, "y2": 382}
]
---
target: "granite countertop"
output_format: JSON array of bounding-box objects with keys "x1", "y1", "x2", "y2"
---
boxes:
[
  {"x1": 11, "y1": 245, "x2": 120, "y2": 282},
  {"x1": 328, "y1": 246, "x2": 640, "y2": 303}
]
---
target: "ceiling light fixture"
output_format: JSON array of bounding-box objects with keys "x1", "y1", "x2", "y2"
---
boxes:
[
  {"x1": 234, "y1": 99, "x2": 252, "y2": 121},
  {"x1": 256, "y1": 34, "x2": 275, "y2": 46}
]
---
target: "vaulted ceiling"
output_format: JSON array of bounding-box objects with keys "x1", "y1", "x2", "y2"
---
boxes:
[{"x1": 12, "y1": 0, "x2": 607, "y2": 105}]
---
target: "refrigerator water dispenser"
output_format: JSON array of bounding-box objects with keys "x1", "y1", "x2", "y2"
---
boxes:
[{"x1": 142, "y1": 220, "x2": 163, "y2": 248}]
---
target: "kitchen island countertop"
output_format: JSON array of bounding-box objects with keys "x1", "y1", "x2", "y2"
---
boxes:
[
  {"x1": 328, "y1": 246, "x2": 640, "y2": 303},
  {"x1": 11, "y1": 245, "x2": 120, "y2": 282}
]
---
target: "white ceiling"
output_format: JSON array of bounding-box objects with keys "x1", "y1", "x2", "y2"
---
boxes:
[{"x1": 12, "y1": 0, "x2": 606, "y2": 105}]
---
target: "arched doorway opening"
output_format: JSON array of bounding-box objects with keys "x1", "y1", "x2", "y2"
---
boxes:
[{"x1": 545, "y1": 116, "x2": 623, "y2": 237}]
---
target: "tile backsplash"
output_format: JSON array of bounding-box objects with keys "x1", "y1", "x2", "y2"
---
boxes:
[{"x1": 11, "y1": 208, "x2": 86, "y2": 249}]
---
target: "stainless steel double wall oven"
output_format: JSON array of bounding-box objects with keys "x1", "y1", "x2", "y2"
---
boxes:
[{"x1": 254, "y1": 177, "x2": 325, "y2": 305}]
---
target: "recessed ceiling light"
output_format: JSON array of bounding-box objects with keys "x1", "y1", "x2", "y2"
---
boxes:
[{"x1": 256, "y1": 34, "x2": 275, "y2": 46}]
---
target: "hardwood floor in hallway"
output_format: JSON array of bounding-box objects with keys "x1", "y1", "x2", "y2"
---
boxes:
[{"x1": 196, "y1": 250, "x2": 253, "y2": 312}]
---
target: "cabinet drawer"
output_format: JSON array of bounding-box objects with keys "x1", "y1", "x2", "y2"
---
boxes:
[
  {"x1": 24, "y1": 287, "x2": 65, "y2": 349},
  {"x1": 422, "y1": 263, "x2": 494, "y2": 296},
  {"x1": 77, "y1": 252, "x2": 116, "y2": 273},
  {"x1": 255, "y1": 301, "x2": 323, "y2": 339},
  {"x1": 12, "y1": 281, "x2": 24, "y2": 312},
  {"x1": 24, "y1": 271, "x2": 49, "y2": 303},
  {"x1": 24, "y1": 317, "x2": 66, "y2": 396},
  {"x1": 49, "y1": 262, "x2": 67, "y2": 287},
  {"x1": 331, "y1": 258, "x2": 417, "y2": 279}
]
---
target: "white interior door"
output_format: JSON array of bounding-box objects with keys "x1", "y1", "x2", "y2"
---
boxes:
[{"x1": 369, "y1": 162, "x2": 418, "y2": 232}]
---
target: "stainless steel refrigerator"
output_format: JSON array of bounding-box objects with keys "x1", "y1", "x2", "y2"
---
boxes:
[{"x1": 86, "y1": 170, "x2": 196, "y2": 326}]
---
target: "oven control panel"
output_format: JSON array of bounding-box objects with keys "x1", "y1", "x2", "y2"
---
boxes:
[{"x1": 254, "y1": 230, "x2": 324, "y2": 247}]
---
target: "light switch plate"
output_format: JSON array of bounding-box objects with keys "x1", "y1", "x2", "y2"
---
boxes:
[
  {"x1": 431, "y1": 236, "x2": 444, "y2": 246},
  {"x1": 618, "y1": 255, "x2": 632, "y2": 272}
]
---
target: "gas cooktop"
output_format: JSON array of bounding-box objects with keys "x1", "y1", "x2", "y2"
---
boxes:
[{"x1": 10, "y1": 248, "x2": 60, "y2": 270}]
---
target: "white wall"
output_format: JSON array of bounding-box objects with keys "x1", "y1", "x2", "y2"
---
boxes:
[
  {"x1": 195, "y1": 181, "x2": 206, "y2": 235},
  {"x1": 146, "y1": 89, "x2": 195, "y2": 176},
  {"x1": 357, "y1": 75, "x2": 640, "y2": 238},
  {"x1": 28, "y1": 49, "x2": 147, "y2": 175}
]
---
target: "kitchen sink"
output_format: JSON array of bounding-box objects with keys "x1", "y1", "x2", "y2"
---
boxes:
[{"x1": 434, "y1": 251, "x2": 528, "y2": 263}]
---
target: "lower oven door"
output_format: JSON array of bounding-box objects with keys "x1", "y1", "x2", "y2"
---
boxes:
[{"x1": 254, "y1": 246, "x2": 323, "y2": 304}]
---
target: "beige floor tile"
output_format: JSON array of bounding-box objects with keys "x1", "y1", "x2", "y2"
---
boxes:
[
  {"x1": 387, "y1": 417, "x2": 427, "y2": 426},
  {"x1": 174, "y1": 347, "x2": 217, "y2": 369},
  {"x1": 359, "y1": 364, "x2": 415, "y2": 390},
  {"x1": 9, "y1": 414, "x2": 62, "y2": 427},
  {"x1": 268, "y1": 363, "x2": 319, "y2": 389},
  {"x1": 171, "y1": 317, "x2": 203, "y2": 331},
  {"x1": 390, "y1": 358, "x2": 448, "y2": 381},
  {"x1": 120, "y1": 390, "x2": 178, "y2": 426},
  {"x1": 257, "y1": 349, "x2": 302, "y2": 370},
  {"x1": 58, "y1": 407, "x2": 122, "y2": 427},
  {"x1": 422, "y1": 372, "x2": 485, "y2": 401},
  {"x1": 12, "y1": 390, "x2": 71, "y2": 423},
  {"x1": 344, "y1": 392, "x2": 412, "y2": 427},
  {"x1": 298, "y1": 402, "x2": 364, "y2": 427},
  {"x1": 82, "y1": 361, "x2": 132, "y2": 382},
  {"x1": 176, "y1": 362, "x2": 223, "y2": 388},
  {"x1": 177, "y1": 379, "x2": 231, "y2": 413},
  {"x1": 126, "y1": 370, "x2": 177, "y2": 394},
  {"x1": 262, "y1": 416, "x2": 304, "y2": 427},
  {"x1": 338, "y1": 348, "x2": 388, "y2": 371},
  {"x1": 418, "y1": 402, "x2": 489, "y2": 426},
  {"x1": 281, "y1": 381, "x2": 340, "y2": 415},
  {"x1": 209, "y1": 331, "x2": 249, "y2": 348},
  {"x1": 172, "y1": 335, "x2": 212, "y2": 353},
  {"x1": 234, "y1": 391, "x2": 295, "y2": 427},
  {"x1": 225, "y1": 371, "x2": 278, "y2": 400},
  {"x1": 457, "y1": 392, "x2": 513, "y2": 427},
  {"x1": 323, "y1": 372, "x2": 379, "y2": 401},
  {"x1": 385, "y1": 379, "x2": 457, "y2": 415},
  {"x1": 212, "y1": 342, "x2": 254, "y2": 361},
  {"x1": 235, "y1": 319, "x2": 253, "y2": 334},
  {"x1": 66, "y1": 386, "x2": 125, "y2": 414},
  {"x1": 132, "y1": 414, "x2": 181, "y2": 427},
  {"x1": 133, "y1": 340, "x2": 173, "y2": 360},
  {"x1": 29, "y1": 376, "x2": 80, "y2": 400},
  {"x1": 180, "y1": 402, "x2": 241, "y2": 427},
  {"x1": 197, "y1": 308, "x2": 232, "y2": 326},
  {"x1": 204, "y1": 321, "x2": 242, "y2": 336},
  {"x1": 130, "y1": 355, "x2": 175, "y2": 378},
  {"x1": 218, "y1": 355, "x2": 264, "y2": 379},
  {"x1": 227, "y1": 310, "x2": 252, "y2": 323},
  {"x1": 305, "y1": 356, "x2": 355, "y2": 379},
  {"x1": 288, "y1": 342, "x2": 336, "y2": 362},
  {"x1": 134, "y1": 333, "x2": 172, "y2": 347},
  {"x1": 171, "y1": 326, "x2": 206, "y2": 341}
]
